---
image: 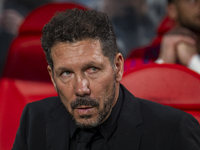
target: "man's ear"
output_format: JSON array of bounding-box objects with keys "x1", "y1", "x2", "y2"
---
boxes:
[
  {"x1": 114, "y1": 53, "x2": 124, "y2": 83},
  {"x1": 47, "y1": 65, "x2": 58, "y2": 92},
  {"x1": 167, "y1": 3, "x2": 178, "y2": 21}
]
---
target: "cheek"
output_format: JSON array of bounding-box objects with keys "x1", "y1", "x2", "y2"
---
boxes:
[
  {"x1": 56, "y1": 79, "x2": 74, "y2": 97},
  {"x1": 90, "y1": 73, "x2": 115, "y2": 100},
  {"x1": 55, "y1": 82, "x2": 74, "y2": 111}
]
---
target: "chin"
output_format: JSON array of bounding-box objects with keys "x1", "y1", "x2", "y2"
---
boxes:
[{"x1": 75, "y1": 117, "x2": 101, "y2": 129}]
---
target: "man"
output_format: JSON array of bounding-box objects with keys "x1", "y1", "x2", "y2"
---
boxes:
[
  {"x1": 125, "y1": 0, "x2": 200, "y2": 74},
  {"x1": 12, "y1": 9, "x2": 200, "y2": 150}
]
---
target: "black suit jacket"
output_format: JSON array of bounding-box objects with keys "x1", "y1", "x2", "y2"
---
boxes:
[{"x1": 13, "y1": 85, "x2": 200, "y2": 150}]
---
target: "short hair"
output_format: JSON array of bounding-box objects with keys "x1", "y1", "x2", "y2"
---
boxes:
[{"x1": 41, "y1": 9, "x2": 119, "y2": 69}]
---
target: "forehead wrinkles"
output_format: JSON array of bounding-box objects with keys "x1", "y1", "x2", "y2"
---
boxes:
[{"x1": 51, "y1": 39, "x2": 105, "y2": 66}]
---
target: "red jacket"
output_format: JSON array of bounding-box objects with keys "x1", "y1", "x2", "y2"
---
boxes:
[{"x1": 124, "y1": 16, "x2": 176, "y2": 72}]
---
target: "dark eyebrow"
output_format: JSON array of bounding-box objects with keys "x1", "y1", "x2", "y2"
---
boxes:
[
  {"x1": 56, "y1": 62, "x2": 99, "y2": 71},
  {"x1": 54, "y1": 61, "x2": 104, "y2": 76},
  {"x1": 57, "y1": 67, "x2": 69, "y2": 71},
  {"x1": 82, "y1": 62, "x2": 104, "y2": 69}
]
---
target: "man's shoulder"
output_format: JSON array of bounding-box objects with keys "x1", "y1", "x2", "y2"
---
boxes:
[
  {"x1": 24, "y1": 96, "x2": 62, "y2": 117},
  {"x1": 138, "y1": 98, "x2": 184, "y2": 118},
  {"x1": 29, "y1": 96, "x2": 60, "y2": 108},
  {"x1": 121, "y1": 86, "x2": 200, "y2": 149},
  {"x1": 137, "y1": 97, "x2": 198, "y2": 126},
  {"x1": 121, "y1": 85, "x2": 194, "y2": 123},
  {"x1": 30, "y1": 96, "x2": 60, "y2": 105}
]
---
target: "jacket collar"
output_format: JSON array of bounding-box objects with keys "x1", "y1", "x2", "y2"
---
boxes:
[
  {"x1": 115, "y1": 84, "x2": 143, "y2": 150},
  {"x1": 45, "y1": 85, "x2": 143, "y2": 150},
  {"x1": 46, "y1": 99, "x2": 70, "y2": 150}
]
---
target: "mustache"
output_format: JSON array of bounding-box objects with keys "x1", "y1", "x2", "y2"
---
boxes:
[{"x1": 71, "y1": 97, "x2": 99, "y2": 109}]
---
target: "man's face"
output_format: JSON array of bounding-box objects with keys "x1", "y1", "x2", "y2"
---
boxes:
[
  {"x1": 48, "y1": 39, "x2": 123, "y2": 128},
  {"x1": 174, "y1": 0, "x2": 200, "y2": 32}
]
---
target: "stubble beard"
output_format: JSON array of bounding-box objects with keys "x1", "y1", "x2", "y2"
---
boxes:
[
  {"x1": 71, "y1": 82, "x2": 116, "y2": 129},
  {"x1": 57, "y1": 81, "x2": 116, "y2": 129}
]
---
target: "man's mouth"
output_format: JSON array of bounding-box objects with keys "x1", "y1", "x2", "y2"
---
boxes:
[{"x1": 75, "y1": 106, "x2": 95, "y2": 115}]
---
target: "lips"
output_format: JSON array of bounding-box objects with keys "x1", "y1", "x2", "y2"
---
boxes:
[{"x1": 75, "y1": 106, "x2": 95, "y2": 115}]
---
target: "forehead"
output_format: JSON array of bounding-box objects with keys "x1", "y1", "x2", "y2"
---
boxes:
[{"x1": 51, "y1": 39, "x2": 108, "y2": 67}]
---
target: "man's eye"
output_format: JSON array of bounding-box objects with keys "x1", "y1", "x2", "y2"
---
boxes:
[
  {"x1": 91, "y1": 67, "x2": 97, "y2": 71},
  {"x1": 88, "y1": 67, "x2": 98, "y2": 73},
  {"x1": 61, "y1": 71, "x2": 71, "y2": 77}
]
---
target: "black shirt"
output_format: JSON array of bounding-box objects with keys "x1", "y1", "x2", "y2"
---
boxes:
[{"x1": 69, "y1": 87, "x2": 123, "y2": 150}]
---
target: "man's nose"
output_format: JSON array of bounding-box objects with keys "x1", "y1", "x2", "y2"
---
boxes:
[{"x1": 74, "y1": 75, "x2": 90, "y2": 97}]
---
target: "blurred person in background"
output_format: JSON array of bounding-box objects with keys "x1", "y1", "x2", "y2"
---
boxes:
[
  {"x1": 0, "y1": 0, "x2": 53, "y2": 77},
  {"x1": 0, "y1": 0, "x2": 167, "y2": 76},
  {"x1": 100, "y1": 0, "x2": 161, "y2": 58},
  {"x1": 0, "y1": 0, "x2": 100, "y2": 77},
  {"x1": 126, "y1": 0, "x2": 200, "y2": 74}
]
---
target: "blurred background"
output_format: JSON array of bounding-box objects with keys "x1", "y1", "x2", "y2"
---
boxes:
[
  {"x1": 1, "y1": 1, "x2": 200, "y2": 150},
  {"x1": 0, "y1": 0, "x2": 167, "y2": 76}
]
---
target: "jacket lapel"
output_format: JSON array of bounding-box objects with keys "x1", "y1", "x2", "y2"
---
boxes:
[
  {"x1": 45, "y1": 85, "x2": 143, "y2": 150},
  {"x1": 116, "y1": 85, "x2": 143, "y2": 150},
  {"x1": 46, "y1": 102, "x2": 70, "y2": 150}
]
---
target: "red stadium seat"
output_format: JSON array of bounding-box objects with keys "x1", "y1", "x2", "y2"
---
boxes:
[
  {"x1": 121, "y1": 64, "x2": 200, "y2": 123},
  {"x1": 0, "y1": 3, "x2": 87, "y2": 150}
]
